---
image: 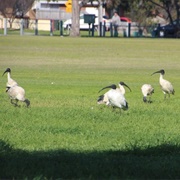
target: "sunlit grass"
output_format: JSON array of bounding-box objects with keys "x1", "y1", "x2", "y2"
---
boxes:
[{"x1": 0, "y1": 36, "x2": 180, "y2": 179}]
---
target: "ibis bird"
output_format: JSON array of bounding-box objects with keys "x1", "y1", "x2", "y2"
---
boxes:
[
  {"x1": 151, "y1": 69, "x2": 175, "y2": 99},
  {"x1": 3, "y1": 68, "x2": 30, "y2": 107},
  {"x1": 141, "y1": 84, "x2": 154, "y2": 103},
  {"x1": 98, "y1": 84, "x2": 129, "y2": 111},
  {"x1": 97, "y1": 81, "x2": 131, "y2": 105}
]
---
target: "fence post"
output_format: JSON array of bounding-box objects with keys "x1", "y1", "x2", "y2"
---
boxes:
[
  {"x1": 3, "y1": 18, "x2": 7, "y2": 35},
  {"x1": 20, "y1": 18, "x2": 24, "y2": 36},
  {"x1": 35, "y1": 19, "x2": 38, "y2": 35},
  {"x1": 110, "y1": 23, "x2": 113, "y2": 37},
  {"x1": 50, "y1": 20, "x2": 53, "y2": 36},
  {"x1": 99, "y1": 22, "x2": 102, "y2": 37},
  {"x1": 60, "y1": 20, "x2": 63, "y2": 36},
  {"x1": 103, "y1": 21, "x2": 106, "y2": 37},
  {"x1": 126, "y1": 22, "x2": 131, "y2": 37}
]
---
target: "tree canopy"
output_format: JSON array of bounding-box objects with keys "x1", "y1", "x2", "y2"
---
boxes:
[
  {"x1": 0, "y1": 0, "x2": 35, "y2": 28},
  {"x1": 1, "y1": 0, "x2": 179, "y2": 35},
  {"x1": 69, "y1": 0, "x2": 180, "y2": 36}
]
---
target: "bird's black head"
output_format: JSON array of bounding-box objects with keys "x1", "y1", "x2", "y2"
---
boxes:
[
  {"x1": 119, "y1": 81, "x2": 125, "y2": 86},
  {"x1": 2, "y1": 68, "x2": 11, "y2": 76},
  {"x1": 119, "y1": 81, "x2": 131, "y2": 92},
  {"x1": 111, "y1": 84, "x2": 117, "y2": 89},
  {"x1": 151, "y1": 69, "x2": 165, "y2": 76},
  {"x1": 159, "y1": 69, "x2": 165, "y2": 75}
]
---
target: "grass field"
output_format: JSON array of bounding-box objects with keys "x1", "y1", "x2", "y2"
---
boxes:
[{"x1": 0, "y1": 35, "x2": 180, "y2": 179}]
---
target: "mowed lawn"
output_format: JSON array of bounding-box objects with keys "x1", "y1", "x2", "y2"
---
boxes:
[{"x1": 0, "y1": 35, "x2": 180, "y2": 179}]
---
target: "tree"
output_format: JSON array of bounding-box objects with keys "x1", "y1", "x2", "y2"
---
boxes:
[
  {"x1": 0, "y1": 0, "x2": 16, "y2": 28},
  {"x1": 69, "y1": 0, "x2": 124, "y2": 37},
  {"x1": 70, "y1": 0, "x2": 94, "y2": 37},
  {"x1": 70, "y1": 0, "x2": 81, "y2": 37},
  {"x1": 132, "y1": 0, "x2": 180, "y2": 36},
  {"x1": 49, "y1": 0, "x2": 179, "y2": 37},
  {"x1": 130, "y1": 0, "x2": 180, "y2": 23},
  {"x1": 0, "y1": 0, "x2": 35, "y2": 28},
  {"x1": 147, "y1": 0, "x2": 180, "y2": 25}
]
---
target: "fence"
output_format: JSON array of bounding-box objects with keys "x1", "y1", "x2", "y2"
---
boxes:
[{"x1": 0, "y1": 18, "x2": 154, "y2": 37}]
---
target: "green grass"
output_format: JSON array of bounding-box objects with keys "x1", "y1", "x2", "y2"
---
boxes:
[{"x1": 0, "y1": 35, "x2": 180, "y2": 179}]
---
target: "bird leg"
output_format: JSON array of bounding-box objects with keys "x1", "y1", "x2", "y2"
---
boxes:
[
  {"x1": 11, "y1": 99, "x2": 19, "y2": 107},
  {"x1": 111, "y1": 106, "x2": 116, "y2": 112},
  {"x1": 118, "y1": 108, "x2": 122, "y2": 114},
  {"x1": 148, "y1": 96, "x2": 152, "y2": 103},
  {"x1": 164, "y1": 93, "x2": 167, "y2": 100}
]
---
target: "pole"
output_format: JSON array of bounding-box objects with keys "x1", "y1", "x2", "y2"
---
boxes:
[
  {"x1": 98, "y1": 0, "x2": 103, "y2": 36},
  {"x1": 99, "y1": 22, "x2": 102, "y2": 37},
  {"x1": 3, "y1": 18, "x2": 7, "y2": 35},
  {"x1": 127, "y1": 22, "x2": 131, "y2": 37},
  {"x1": 20, "y1": 18, "x2": 24, "y2": 36},
  {"x1": 88, "y1": 23, "x2": 91, "y2": 36},
  {"x1": 92, "y1": 23, "x2": 94, "y2": 37},
  {"x1": 103, "y1": 21, "x2": 106, "y2": 37},
  {"x1": 60, "y1": 20, "x2": 63, "y2": 36},
  {"x1": 35, "y1": 19, "x2": 38, "y2": 35},
  {"x1": 50, "y1": 20, "x2": 53, "y2": 36},
  {"x1": 110, "y1": 22, "x2": 113, "y2": 37}
]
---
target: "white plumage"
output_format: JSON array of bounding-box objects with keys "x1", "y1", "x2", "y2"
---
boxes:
[
  {"x1": 97, "y1": 81, "x2": 131, "y2": 105},
  {"x1": 97, "y1": 92, "x2": 110, "y2": 105},
  {"x1": 98, "y1": 84, "x2": 129, "y2": 111},
  {"x1": 141, "y1": 84, "x2": 154, "y2": 103},
  {"x1": 151, "y1": 69, "x2": 175, "y2": 99},
  {"x1": 118, "y1": 81, "x2": 131, "y2": 95},
  {"x1": 3, "y1": 68, "x2": 30, "y2": 107}
]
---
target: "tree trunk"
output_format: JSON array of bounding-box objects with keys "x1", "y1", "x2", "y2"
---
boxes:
[
  {"x1": 174, "y1": 0, "x2": 180, "y2": 26},
  {"x1": 70, "y1": 0, "x2": 80, "y2": 37},
  {"x1": 8, "y1": 19, "x2": 13, "y2": 29}
]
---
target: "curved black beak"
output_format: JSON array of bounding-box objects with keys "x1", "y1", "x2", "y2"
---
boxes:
[
  {"x1": 2, "y1": 68, "x2": 11, "y2": 77},
  {"x1": 98, "y1": 84, "x2": 116, "y2": 93},
  {"x1": 120, "y1": 82, "x2": 131, "y2": 92},
  {"x1": 151, "y1": 69, "x2": 164, "y2": 76},
  {"x1": 151, "y1": 70, "x2": 161, "y2": 76}
]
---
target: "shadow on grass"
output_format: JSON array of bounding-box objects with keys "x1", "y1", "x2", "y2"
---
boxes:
[{"x1": 0, "y1": 140, "x2": 180, "y2": 179}]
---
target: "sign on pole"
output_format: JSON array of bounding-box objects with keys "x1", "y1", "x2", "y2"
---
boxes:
[{"x1": 65, "y1": 0, "x2": 72, "y2": 13}]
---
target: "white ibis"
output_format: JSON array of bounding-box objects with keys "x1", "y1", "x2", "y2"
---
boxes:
[
  {"x1": 98, "y1": 84, "x2": 129, "y2": 111},
  {"x1": 151, "y1": 69, "x2": 175, "y2": 99},
  {"x1": 97, "y1": 81, "x2": 131, "y2": 105},
  {"x1": 141, "y1": 84, "x2": 154, "y2": 103},
  {"x1": 3, "y1": 68, "x2": 30, "y2": 107}
]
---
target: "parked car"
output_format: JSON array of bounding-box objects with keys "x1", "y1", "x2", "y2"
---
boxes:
[
  {"x1": 152, "y1": 19, "x2": 180, "y2": 38},
  {"x1": 120, "y1": 17, "x2": 131, "y2": 23},
  {"x1": 63, "y1": 14, "x2": 109, "y2": 31}
]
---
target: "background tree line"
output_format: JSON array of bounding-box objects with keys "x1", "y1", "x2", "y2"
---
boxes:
[
  {"x1": 0, "y1": 0, "x2": 34, "y2": 28},
  {"x1": 0, "y1": 0, "x2": 179, "y2": 36}
]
